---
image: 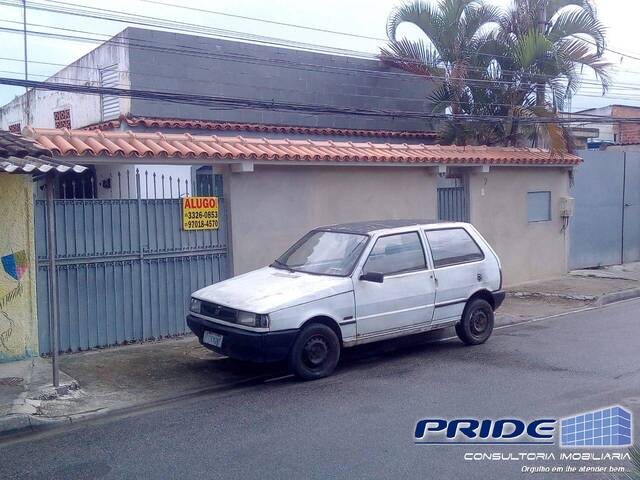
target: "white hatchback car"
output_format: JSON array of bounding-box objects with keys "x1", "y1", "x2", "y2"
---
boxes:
[{"x1": 187, "y1": 220, "x2": 505, "y2": 380}]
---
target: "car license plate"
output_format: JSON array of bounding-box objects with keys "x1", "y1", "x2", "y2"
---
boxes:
[{"x1": 202, "y1": 331, "x2": 223, "y2": 348}]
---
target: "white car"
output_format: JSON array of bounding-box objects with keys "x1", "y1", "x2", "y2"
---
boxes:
[{"x1": 187, "y1": 220, "x2": 505, "y2": 380}]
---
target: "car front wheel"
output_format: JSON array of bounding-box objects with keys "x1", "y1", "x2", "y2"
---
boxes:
[
  {"x1": 455, "y1": 298, "x2": 494, "y2": 345},
  {"x1": 289, "y1": 323, "x2": 340, "y2": 380}
]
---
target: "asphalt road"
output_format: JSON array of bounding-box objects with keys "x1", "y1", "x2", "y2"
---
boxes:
[{"x1": 1, "y1": 299, "x2": 639, "y2": 480}]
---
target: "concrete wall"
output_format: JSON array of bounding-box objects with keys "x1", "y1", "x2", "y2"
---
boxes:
[
  {"x1": 225, "y1": 165, "x2": 438, "y2": 275},
  {"x1": 0, "y1": 175, "x2": 38, "y2": 362},
  {"x1": 126, "y1": 28, "x2": 436, "y2": 132},
  {"x1": 468, "y1": 167, "x2": 571, "y2": 286},
  {"x1": 0, "y1": 32, "x2": 131, "y2": 130}
]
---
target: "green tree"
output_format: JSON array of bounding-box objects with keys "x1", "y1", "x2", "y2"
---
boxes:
[{"x1": 380, "y1": 0, "x2": 611, "y2": 151}]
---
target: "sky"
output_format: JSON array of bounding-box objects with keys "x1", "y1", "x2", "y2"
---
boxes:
[{"x1": 1, "y1": 0, "x2": 640, "y2": 111}]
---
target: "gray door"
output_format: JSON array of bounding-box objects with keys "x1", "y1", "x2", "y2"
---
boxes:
[
  {"x1": 569, "y1": 151, "x2": 625, "y2": 269},
  {"x1": 35, "y1": 169, "x2": 229, "y2": 354},
  {"x1": 437, "y1": 176, "x2": 469, "y2": 222},
  {"x1": 623, "y1": 152, "x2": 640, "y2": 263}
]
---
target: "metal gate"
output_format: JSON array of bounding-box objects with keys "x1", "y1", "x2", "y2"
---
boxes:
[
  {"x1": 569, "y1": 150, "x2": 640, "y2": 269},
  {"x1": 437, "y1": 176, "x2": 469, "y2": 222},
  {"x1": 623, "y1": 152, "x2": 640, "y2": 263},
  {"x1": 35, "y1": 169, "x2": 229, "y2": 354}
]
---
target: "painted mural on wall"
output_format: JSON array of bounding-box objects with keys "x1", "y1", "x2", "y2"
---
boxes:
[
  {"x1": 0, "y1": 174, "x2": 38, "y2": 362},
  {"x1": 0, "y1": 251, "x2": 28, "y2": 352}
]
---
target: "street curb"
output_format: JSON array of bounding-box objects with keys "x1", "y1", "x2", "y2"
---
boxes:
[
  {"x1": 2, "y1": 291, "x2": 639, "y2": 443},
  {"x1": 0, "y1": 414, "x2": 33, "y2": 437},
  {"x1": 0, "y1": 373, "x2": 275, "y2": 443},
  {"x1": 596, "y1": 287, "x2": 640, "y2": 307}
]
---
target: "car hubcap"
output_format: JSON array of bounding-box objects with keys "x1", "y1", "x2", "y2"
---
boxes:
[
  {"x1": 470, "y1": 309, "x2": 489, "y2": 336},
  {"x1": 303, "y1": 335, "x2": 329, "y2": 367}
]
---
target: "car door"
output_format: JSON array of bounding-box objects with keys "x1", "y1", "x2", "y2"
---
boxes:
[
  {"x1": 424, "y1": 227, "x2": 486, "y2": 326},
  {"x1": 354, "y1": 231, "x2": 436, "y2": 337}
]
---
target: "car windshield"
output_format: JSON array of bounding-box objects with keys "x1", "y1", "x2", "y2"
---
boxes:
[{"x1": 273, "y1": 230, "x2": 369, "y2": 276}]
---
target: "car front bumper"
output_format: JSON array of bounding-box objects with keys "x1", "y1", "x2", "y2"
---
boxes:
[{"x1": 186, "y1": 314, "x2": 298, "y2": 363}]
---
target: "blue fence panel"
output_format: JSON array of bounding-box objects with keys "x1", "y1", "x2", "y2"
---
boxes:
[{"x1": 35, "y1": 173, "x2": 228, "y2": 354}]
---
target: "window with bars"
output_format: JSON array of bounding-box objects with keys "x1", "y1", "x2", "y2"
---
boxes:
[
  {"x1": 8, "y1": 123, "x2": 21, "y2": 134},
  {"x1": 54, "y1": 109, "x2": 71, "y2": 129}
]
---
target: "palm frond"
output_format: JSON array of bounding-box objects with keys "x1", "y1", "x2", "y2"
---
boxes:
[
  {"x1": 511, "y1": 29, "x2": 554, "y2": 69},
  {"x1": 547, "y1": 8, "x2": 606, "y2": 54},
  {"x1": 514, "y1": 105, "x2": 568, "y2": 153},
  {"x1": 556, "y1": 38, "x2": 612, "y2": 92},
  {"x1": 546, "y1": 0, "x2": 597, "y2": 20},
  {"x1": 386, "y1": 0, "x2": 443, "y2": 44},
  {"x1": 429, "y1": 83, "x2": 455, "y2": 112},
  {"x1": 379, "y1": 38, "x2": 442, "y2": 77}
]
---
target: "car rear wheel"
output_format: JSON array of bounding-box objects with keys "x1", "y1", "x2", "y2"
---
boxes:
[
  {"x1": 455, "y1": 298, "x2": 494, "y2": 345},
  {"x1": 289, "y1": 323, "x2": 340, "y2": 380}
]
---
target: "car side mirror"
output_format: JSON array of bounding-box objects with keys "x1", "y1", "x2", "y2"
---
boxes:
[{"x1": 360, "y1": 271, "x2": 384, "y2": 283}]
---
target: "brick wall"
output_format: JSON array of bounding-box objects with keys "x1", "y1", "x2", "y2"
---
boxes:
[{"x1": 611, "y1": 105, "x2": 640, "y2": 144}]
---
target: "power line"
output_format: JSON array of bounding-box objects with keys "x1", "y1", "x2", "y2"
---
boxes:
[
  {"x1": 3, "y1": 76, "x2": 640, "y2": 126},
  {"x1": 0, "y1": 0, "x2": 621, "y2": 92},
  {"x1": 0, "y1": 22, "x2": 626, "y2": 96},
  {"x1": 2, "y1": 1, "x2": 637, "y2": 115},
  {"x1": 1, "y1": 0, "x2": 615, "y2": 73},
  {"x1": 140, "y1": 0, "x2": 387, "y2": 42}
]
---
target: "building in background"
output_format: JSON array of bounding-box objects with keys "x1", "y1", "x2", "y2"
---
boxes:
[
  {"x1": 574, "y1": 104, "x2": 640, "y2": 148},
  {"x1": 0, "y1": 27, "x2": 440, "y2": 198}
]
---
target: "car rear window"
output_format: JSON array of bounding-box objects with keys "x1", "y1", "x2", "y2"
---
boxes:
[{"x1": 425, "y1": 228, "x2": 484, "y2": 268}]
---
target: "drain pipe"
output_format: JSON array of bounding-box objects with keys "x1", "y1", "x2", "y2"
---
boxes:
[{"x1": 45, "y1": 173, "x2": 60, "y2": 388}]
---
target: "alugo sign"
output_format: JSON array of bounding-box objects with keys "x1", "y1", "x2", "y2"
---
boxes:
[{"x1": 182, "y1": 196, "x2": 219, "y2": 230}]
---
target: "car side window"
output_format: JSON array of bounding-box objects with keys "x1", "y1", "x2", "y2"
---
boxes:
[
  {"x1": 363, "y1": 232, "x2": 426, "y2": 275},
  {"x1": 425, "y1": 228, "x2": 484, "y2": 268}
]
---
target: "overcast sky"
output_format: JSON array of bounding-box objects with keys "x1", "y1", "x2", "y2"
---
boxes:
[{"x1": 1, "y1": 0, "x2": 639, "y2": 112}]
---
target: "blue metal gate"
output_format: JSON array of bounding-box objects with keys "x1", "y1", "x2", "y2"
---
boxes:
[
  {"x1": 570, "y1": 150, "x2": 640, "y2": 269},
  {"x1": 35, "y1": 169, "x2": 228, "y2": 354}
]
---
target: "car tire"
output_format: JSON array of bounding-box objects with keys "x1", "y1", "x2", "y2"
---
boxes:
[
  {"x1": 455, "y1": 298, "x2": 494, "y2": 345},
  {"x1": 288, "y1": 323, "x2": 341, "y2": 380}
]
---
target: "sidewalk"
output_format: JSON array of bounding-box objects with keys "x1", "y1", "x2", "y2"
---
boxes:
[{"x1": 1, "y1": 262, "x2": 639, "y2": 439}]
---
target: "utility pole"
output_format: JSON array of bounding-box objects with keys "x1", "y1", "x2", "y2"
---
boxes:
[
  {"x1": 46, "y1": 175, "x2": 60, "y2": 388},
  {"x1": 22, "y1": 0, "x2": 30, "y2": 123}
]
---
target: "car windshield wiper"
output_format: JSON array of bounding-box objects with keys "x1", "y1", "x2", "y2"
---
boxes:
[{"x1": 271, "y1": 259, "x2": 295, "y2": 272}]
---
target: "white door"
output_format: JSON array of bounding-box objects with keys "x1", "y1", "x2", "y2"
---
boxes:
[
  {"x1": 354, "y1": 231, "x2": 436, "y2": 337},
  {"x1": 424, "y1": 228, "x2": 487, "y2": 325}
]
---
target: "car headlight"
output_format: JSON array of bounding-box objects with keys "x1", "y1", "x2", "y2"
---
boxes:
[
  {"x1": 236, "y1": 311, "x2": 270, "y2": 328},
  {"x1": 190, "y1": 298, "x2": 202, "y2": 314}
]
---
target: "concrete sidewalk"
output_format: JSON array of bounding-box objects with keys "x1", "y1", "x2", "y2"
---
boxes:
[{"x1": 1, "y1": 262, "x2": 639, "y2": 439}]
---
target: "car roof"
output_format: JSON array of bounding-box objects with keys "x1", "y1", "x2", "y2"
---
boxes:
[{"x1": 319, "y1": 219, "x2": 456, "y2": 234}]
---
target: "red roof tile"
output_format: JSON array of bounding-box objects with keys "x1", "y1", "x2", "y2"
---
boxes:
[
  {"x1": 84, "y1": 115, "x2": 440, "y2": 140},
  {"x1": 25, "y1": 128, "x2": 582, "y2": 166}
]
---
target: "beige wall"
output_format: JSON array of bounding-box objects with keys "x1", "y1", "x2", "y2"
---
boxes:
[
  {"x1": 469, "y1": 167, "x2": 571, "y2": 286},
  {"x1": 0, "y1": 174, "x2": 38, "y2": 362},
  {"x1": 225, "y1": 164, "x2": 571, "y2": 285},
  {"x1": 226, "y1": 165, "x2": 438, "y2": 275}
]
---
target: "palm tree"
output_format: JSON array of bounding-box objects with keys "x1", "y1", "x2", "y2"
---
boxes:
[
  {"x1": 494, "y1": 0, "x2": 610, "y2": 148},
  {"x1": 380, "y1": 0, "x2": 502, "y2": 117},
  {"x1": 380, "y1": 0, "x2": 611, "y2": 151}
]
